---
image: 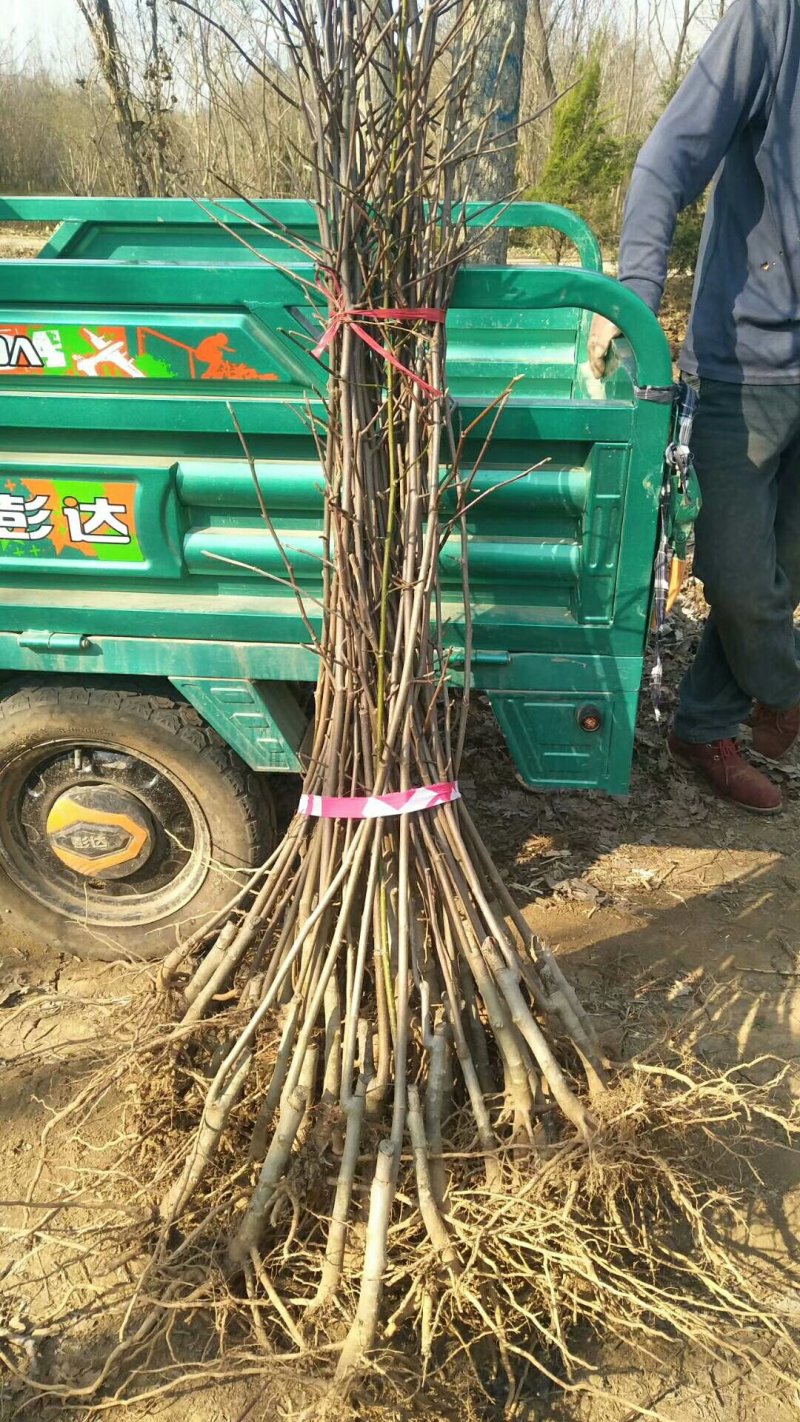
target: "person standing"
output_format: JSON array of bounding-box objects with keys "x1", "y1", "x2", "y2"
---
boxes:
[{"x1": 589, "y1": 0, "x2": 800, "y2": 813}]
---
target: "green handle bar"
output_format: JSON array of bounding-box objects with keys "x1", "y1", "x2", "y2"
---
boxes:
[
  {"x1": 454, "y1": 202, "x2": 602, "y2": 270},
  {"x1": 452, "y1": 265, "x2": 672, "y2": 391}
]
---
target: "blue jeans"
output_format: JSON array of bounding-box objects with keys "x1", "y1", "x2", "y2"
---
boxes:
[{"x1": 674, "y1": 377, "x2": 800, "y2": 744}]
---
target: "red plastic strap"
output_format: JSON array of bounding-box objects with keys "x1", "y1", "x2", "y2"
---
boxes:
[{"x1": 312, "y1": 273, "x2": 445, "y2": 397}]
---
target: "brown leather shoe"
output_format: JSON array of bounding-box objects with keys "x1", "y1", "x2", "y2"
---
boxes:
[
  {"x1": 668, "y1": 731, "x2": 782, "y2": 813},
  {"x1": 751, "y1": 701, "x2": 800, "y2": 761}
]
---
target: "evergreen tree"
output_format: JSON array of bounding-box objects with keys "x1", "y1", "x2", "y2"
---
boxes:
[{"x1": 531, "y1": 56, "x2": 624, "y2": 253}]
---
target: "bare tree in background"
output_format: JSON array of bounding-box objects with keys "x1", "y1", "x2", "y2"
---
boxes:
[
  {"x1": 142, "y1": 0, "x2": 170, "y2": 194},
  {"x1": 648, "y1": 0, "x2": 725, "y2": 93},
  {"x1": 665, "y1": 0, "x2": 703, "y2": 91},
  {"x1": 0, "y1": 39, "x2": 100, "y2": 195},
  {"x1": 613, "y1": 0, "x2": 639, "y2": 227},
  {"x1": 1, "y1": 0, "x2": 725, "y2": 234},
  {"x1": 168, "y1": 0, "x2": 309, "y2": 196},
  {"x1": 528, "y1": 0, "x2": 557, "y2": 104},
  {"x1": 75, "y1": 0, "x2": 151, "y2": 194},
  {"x1": 74, "y1": 0, "x2": 177, "y2": 196}
]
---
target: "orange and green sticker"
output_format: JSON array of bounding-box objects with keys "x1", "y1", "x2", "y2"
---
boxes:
[
  {"x1": 0, "y1": 323, "x2": 279, "y2": 382},
  {"x1": 0, "y1": 477, "x2": 143, "y2": 563}
]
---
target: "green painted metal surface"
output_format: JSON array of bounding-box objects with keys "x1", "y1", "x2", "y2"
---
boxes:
[
  {"x1": 170, "y1": 678, "x2": 307, "y2": 772},
  {"x1": 0, "y1": 201, "x2": 678, "y2": 795},
  {"x1": 0, "y1": 197, "x2": 603, "y2": 272}
]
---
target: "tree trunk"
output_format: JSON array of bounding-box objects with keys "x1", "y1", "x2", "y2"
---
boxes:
[
  {"x1": 75, "y1": 0, "x2": 152, "y2": 197},
  {"x1": 614, "y1": 0, "x2": 639, "y2": 229},
  {"x1": 669, "y1": 0, "x2": 691, "y2": 93},
  {"x1": 529, "y1": 0, "x2": 556, "y2": 106},
  {"x1": 462, "y1": 0, "x2": 529, "y2": 263},
  {"x1": 145, "y1": 0, "x2": 167, "y2": 197}
]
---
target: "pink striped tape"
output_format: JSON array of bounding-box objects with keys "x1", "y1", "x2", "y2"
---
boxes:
[{"x1": 299, "y1": 780, "x2": 460, "y2": 820}]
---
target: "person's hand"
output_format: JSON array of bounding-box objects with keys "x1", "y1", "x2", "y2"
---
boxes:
[{"x1": 588, "y1": 313, "x2": 622, "y2": 379}]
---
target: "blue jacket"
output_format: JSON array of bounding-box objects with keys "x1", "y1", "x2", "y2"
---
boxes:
[{"x1": 620, "y1": 0, "x2": 800, "y2": 383}]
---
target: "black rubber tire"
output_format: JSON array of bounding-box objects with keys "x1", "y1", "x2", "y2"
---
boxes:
[{"x1": 0, "y1": 680, "x2": 276, "y2": 962}]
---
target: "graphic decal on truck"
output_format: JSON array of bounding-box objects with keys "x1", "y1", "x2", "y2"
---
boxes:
[
  {"x1": 0, "y1": 492, "x2": 52, "y2": 540},
  {"x1": 137, "y1": 328, "x2": 280, "y2": 381},
  {"x1": 0, "y1": 477, "x2": 143, "y2": 564},
  {"x1": 0, "y1": 332, "x2": 45, "y2": 369},
  {"x1": 0, "y1": 324, "x2": 280, "y2": 382}
]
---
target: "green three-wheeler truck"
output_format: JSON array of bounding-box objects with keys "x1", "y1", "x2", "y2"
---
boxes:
[{"x1": 0, "y1": 198, "x2": 692, "y2": 958}]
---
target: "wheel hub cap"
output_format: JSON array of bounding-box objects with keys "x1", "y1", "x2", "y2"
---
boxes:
[{"x1": 46, "y1": 786, "x2": 155, "y2": 881}]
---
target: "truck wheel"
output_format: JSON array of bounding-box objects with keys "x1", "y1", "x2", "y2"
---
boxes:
[{"x1": 0, "y1": 681, "x2": 276, "y2": 962}]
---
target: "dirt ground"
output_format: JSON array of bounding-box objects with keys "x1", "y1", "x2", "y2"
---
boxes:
[
  {"x1": 0, "y1": 227, "x2": 51, "y2": 260},
  {"x1": 2, "y1": 578, "x2": 799, "y2": 1422}
]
